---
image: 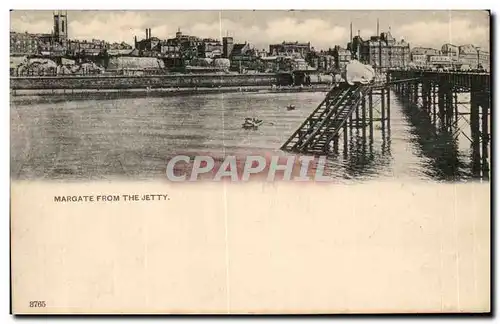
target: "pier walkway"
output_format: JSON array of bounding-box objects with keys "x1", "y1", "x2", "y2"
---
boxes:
[{"x1": 281, "y1": 84, "x2": 369, "y2": 153}]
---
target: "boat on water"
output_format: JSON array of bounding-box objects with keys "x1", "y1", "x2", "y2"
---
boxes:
[
  {"x1": 242, "y1": 117, "x2": 263, "y2": 129},
  {"x1": 287, "y1": 105, "x2": 296, "y2": 110}
]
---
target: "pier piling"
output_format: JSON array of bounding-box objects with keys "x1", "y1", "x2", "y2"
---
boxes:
[{"x1": 388, "y1": 70, "x2": 490, "y2": 179}]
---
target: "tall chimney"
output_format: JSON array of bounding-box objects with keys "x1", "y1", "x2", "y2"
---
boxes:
[
  {"x1": 377, "y1": 18, "x2": 380, "y2": 36},
  {"x1": 350, "y1": 22, "x2": 353, "y2": 42},
  {"x1": 145, "y1": 29, "x2": 148, "y2": 39}
]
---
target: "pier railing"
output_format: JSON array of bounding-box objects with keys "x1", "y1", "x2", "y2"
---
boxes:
[{"x1": 388, "y1": 70, "x2": 490, "y2": 91}]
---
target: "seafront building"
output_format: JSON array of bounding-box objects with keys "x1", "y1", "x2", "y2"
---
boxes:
[
  {"x1": 458, "y1": 44, "x2": 489, "y2": 70},
  {"x1": 10, "y1": 32, "x2": 39, "y2": 55},
  {"x1": 305, "y1": 50, "x2": 335, "y2": 72},
  {"x1": 348, "y1": 29, "x2": 411, "y2": 72},
  {"x1": 331, "y1": 46, "x2": 351, "y2": 71},
  {"x1": 67, "y1": 39, "x2": 108, "y2": 56},
  {"x1": 229, "y1": 42, "x2": 258, "y2": 72},
  {"x1": 441, "y1": 43, "x2": 460, "y2": 60},
  {"x1": 410, "y1": 47, "x2": 441, "y2": 67},
  {"x1": 269, "y1": 41, "x2": 311, "y2": 58}
]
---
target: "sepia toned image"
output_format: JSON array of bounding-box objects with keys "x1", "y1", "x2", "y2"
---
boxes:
[{"x1": 10, "y1": 9, "x2": 491, "y2": 314}]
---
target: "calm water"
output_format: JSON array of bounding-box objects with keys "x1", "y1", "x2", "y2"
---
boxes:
[{"x1": 11, "y1": 91, "x2": 484, "y2": 182}]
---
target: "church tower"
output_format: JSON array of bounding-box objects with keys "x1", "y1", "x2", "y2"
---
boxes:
[{"x1": 53, "y1": 10, "x2": 68, "y2": 46}]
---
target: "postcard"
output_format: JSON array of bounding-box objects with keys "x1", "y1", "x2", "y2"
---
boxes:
[{"x1": 10, "y1": 9, "x2": 491, "y2": 314}]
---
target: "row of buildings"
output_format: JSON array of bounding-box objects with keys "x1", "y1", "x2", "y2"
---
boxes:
[
  {"x1": 11, "y1": 31, "x2": 133, "y2": 57},
  {"x1": 131, "y1": 28, "x2": 321, "y2": 72},
  {"x1": 342, "y1": 23, "x2": 489, "y2": 72},
  {"x1": 10, "y1": 11, "x2": 490, "y2": 74},
  {"x1": 411, "y1": 44, "x2": 489, "y2": 70}
]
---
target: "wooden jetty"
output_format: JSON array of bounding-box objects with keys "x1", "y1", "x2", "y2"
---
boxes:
[{"x1": 281, "y1": 70, "x2": 491, "y2": 179}]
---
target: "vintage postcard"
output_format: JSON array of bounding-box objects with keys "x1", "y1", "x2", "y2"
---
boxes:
[{"x1": 10, "y1": 9, "x2": 491, "y2": 314}]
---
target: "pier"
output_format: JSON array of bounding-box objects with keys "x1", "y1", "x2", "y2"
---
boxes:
[
  {"x1": 281, "y1": 70, "x2": 491, "y2": 180},
  {"x1": 390, "y1": 70, "x2": 491, "y2": 179}
]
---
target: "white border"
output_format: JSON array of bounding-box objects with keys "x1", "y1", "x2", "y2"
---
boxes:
[
  {"x1": 2, "y1": 1, "x2": 497, "y2": 323},
  {"x1": 4, "y1": 1, "x2": 498, "y2": 10}
]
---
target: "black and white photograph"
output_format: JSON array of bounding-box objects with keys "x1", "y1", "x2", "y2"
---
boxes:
[
  {"x1": 10, "y1": 10, "x2": 491, "y2": 182},
  {"x1": 9, "y1": 9, "x2": 492, "y2": 315}
]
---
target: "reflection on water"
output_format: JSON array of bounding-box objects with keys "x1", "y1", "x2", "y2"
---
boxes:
[
  {"x1": 10, "y1": 90, "x2": 482, "y2": 182},
  {"x1": 397, "y1": 95, "x2": 472, "y2": 181},
  {"x1": 346, "y1": 131, "x2": 392, "y2": 179}
]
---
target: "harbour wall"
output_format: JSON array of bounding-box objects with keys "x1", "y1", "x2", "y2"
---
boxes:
[
  {"x1": 11, "y1": 85, "x2": 331, "y2": 105},
  {"x1": 10, "y1": 73, "x2": 283, "y2": 90}
]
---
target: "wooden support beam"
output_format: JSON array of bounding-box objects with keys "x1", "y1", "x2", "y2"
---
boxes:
[
  {"x1": 481, "y1": 95, "x2": 490, "y2": 177},
  {"x1": 381, "y1": 88, "x2": 385, "y2": 129},
  {"x1": 453, "y1": 90, "x2": 459, "y2": 126},
  {"x1": 369, "y1": 89, "x2": 373, "y2": 143},
  {"x1": 470, "y1": 89, "x2": 481, "y2": 177},
  {"x1": 387, "y1": 86, "x2": 391, "y2": 123},
  {"x1": 355, "y1": 98, "x2": 360, "y2": 129},
  {"x1": 432, "y1": 83, "x2": 437, "y2": 125},
  {"x1": 362, "y1": 95, "x2": 366, "y2": 140},
  {"x1": 343, "y1": 122, "x2": 348, "y2": 156},
  {"x1": 413, "y1": 82, "x2": 419, "y2": 103}
]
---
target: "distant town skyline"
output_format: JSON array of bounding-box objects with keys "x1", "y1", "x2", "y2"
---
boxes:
[{"x1": 10, "y1": 10, "x2": 490, "y2": 51}]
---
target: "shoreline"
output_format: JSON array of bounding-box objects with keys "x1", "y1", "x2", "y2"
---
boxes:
[{"x1": 10, "y1": 85, "x2": 332, "y2": 104}]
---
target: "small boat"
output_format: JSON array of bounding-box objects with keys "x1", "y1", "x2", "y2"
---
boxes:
[
  {"x1": 242, "y1": 117, "x2": 263, "y2": 129},
  {"x1": 287, "y1": 105, "x2": 296, "y2": 110}
]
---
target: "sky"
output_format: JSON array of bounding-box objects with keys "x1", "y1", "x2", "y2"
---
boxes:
[{"x1": 10, "y1": 10, "x2": 490, "y2": 51}]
